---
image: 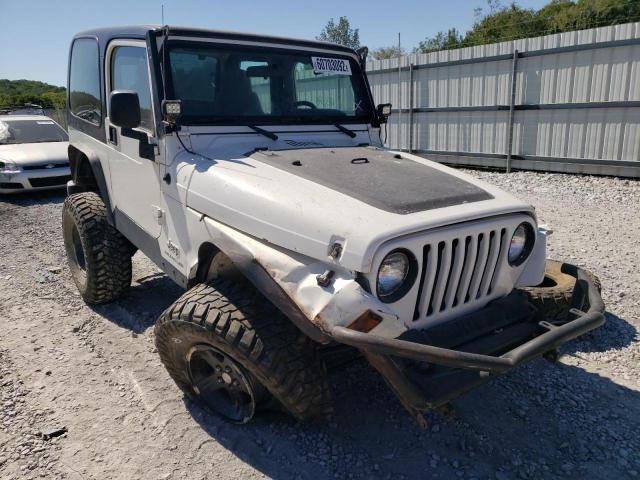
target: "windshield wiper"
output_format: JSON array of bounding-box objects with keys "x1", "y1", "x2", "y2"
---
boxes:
[
  {"x1": 334, "y1": 123, "x2": 357, "y2": 138},
  {"x1": 248, "y1": 125, "x2": 278, "y2": 141}
]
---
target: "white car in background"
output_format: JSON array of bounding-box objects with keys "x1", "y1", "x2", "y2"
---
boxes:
[{"x1": 0, "y1": 115, "x2": 70, "y2": 193}]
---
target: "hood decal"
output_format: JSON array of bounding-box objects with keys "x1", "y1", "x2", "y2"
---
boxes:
[{"x1": 251, "y1": 147, "x2": 493, "y2": 215}]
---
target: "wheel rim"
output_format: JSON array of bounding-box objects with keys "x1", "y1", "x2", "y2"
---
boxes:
[
  {"x1": 186, "y1": 344, "x2": 257, "y2": 423},
  {"x1": 71, "y1": 224, "x2": 86, "y2": 272}
]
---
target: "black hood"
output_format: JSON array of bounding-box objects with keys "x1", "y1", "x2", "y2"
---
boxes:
[{"x1": 251, "y1": 146, "x2": 493, "y2": 215}]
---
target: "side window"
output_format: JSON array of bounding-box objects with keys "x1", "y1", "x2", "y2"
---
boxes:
[
  {"x1": 69, "y1": 39, "x2": 101, "y2": 125},
  {"x1": 110, "y1": 46, "x2": 154, "y2": 131}
]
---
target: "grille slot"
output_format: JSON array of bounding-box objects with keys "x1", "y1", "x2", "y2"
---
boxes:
[
  {"x1": 28, "y1": 175, "x2": 71, "y2": 188},
  {"x1": 488, "y1": 229, "x2": 507, "y2": 295},
  {"x1": 414, "y1": 227, "x2": 508, "y2": 321},
  {"x1": 23, "y1": 162, "x2": 69, "y2": 171}
]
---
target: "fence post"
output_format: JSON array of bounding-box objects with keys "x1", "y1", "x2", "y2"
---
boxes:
[
  {"x1": 505, "y1": 48, "x2": 519, "y2": 173},
  {"x1": 408, "y1": 63, "x2": 414, "y2": 152},
  {"x1": 397, "y1": 33, "x2": 402, "y2": 151}
]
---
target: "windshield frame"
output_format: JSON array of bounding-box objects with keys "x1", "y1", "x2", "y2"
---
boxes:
[
  {"x1": 0, "y1": 118, "x2": 69, "y2": 145},
  {"x1": 163, "y1": 40, "x2": 377, "y2": 127}
]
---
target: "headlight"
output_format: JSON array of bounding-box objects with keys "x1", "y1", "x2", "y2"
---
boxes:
[
  {"x1": 376, "y1": 249, "x2": 417, "y2": 303},
  {"x1": 0, "y1": 159, "x2": 20, "y2": 174},
  {"x1": 508, "y1": 223, "x2": 534, "y2": 266}
]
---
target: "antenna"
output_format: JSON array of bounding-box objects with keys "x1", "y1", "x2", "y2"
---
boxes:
[
  {"x1": 162, "y1": 25, "x2": 169, "y2": 101},
  {"x1": 161, "y1": 4, "x2": 164, "y2": 25},
  {"x1": 397, "y1": 32, "x2": 402, "y2": 151}
]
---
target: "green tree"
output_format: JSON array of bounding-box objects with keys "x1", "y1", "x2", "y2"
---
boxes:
[
  {"x1": 317, "y1": 17, "x2": 360, "y2": 49},
  {"x1": 371, "y1": 45, "x2": 406, "y2": 60},
  {"x1": 464, "y1": 2, "x2": 545, "y2": 46},
  {"x1": 538, "y1": 0, "x2": 640, "y2": 33},
  {"x1": 462, "y1": 0, "x2": 640, "y2": 48},
  {"x1": 0, "y1": 79, "x2": 66, "y2": 109},
  {"x1": 415, "y1": 28, "x2": 464, "y2": 53},
  {"x1": 41, "y1": 91, "x2": 66, "y2": 109},
  {"x1": 413, "y1": 0, "x2": 640, "y2": 54}
]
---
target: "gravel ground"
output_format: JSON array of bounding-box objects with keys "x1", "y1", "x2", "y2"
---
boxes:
[{"x1": 0, "y1": 169, "x2": 638, "y2": 480}]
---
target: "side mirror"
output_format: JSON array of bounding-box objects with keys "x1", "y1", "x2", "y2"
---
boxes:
[
  {"x1": 109, "y1": 90, "x2": 141, "y2": 129},
  {"x1": 356, "y1": 46, "x2": 369, "y2": 68},
  {"x1": 377, "y1": 103, "x2": 392, "y2": 124}
]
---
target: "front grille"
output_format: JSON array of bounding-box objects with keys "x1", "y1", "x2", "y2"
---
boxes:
[
  {"x1": 367, "y1": 214, "x2": 535, "y2": 329},
  {"x1": 28, "y1": 175, "x2": 71, "y2": 188},
  {"x1": 23, "y1": 162, "x2": 69, "y2": 171},
  {"x1": 413, "y1": 227, "x2": 507, "y2": 322}
]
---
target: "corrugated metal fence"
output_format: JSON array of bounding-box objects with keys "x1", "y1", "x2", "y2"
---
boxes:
[
  {"x1": 45, "y1": 109, "x2": 67, "y2": 130},
  {"x1": 367, "y1": 22, "x2": 640, "y2": 178}
]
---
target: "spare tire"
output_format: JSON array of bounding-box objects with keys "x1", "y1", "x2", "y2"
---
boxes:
[{"x1": 521, "y1": 260, "x2": 601, "y2": 323}]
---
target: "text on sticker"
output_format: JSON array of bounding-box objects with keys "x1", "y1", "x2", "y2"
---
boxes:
[{"x1": 311, "y1": 57, "x2": 352, "y2": 76}]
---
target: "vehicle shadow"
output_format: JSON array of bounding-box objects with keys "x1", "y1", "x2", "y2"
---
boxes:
[
  {"x1": 563, "y1": 310, "x2": 638, "y2": 355},
  {"x1": 179, "y1": 311, "x2": 639, "y2": 480},
  {"x1": 90, "y1": 269, "x2": 183, "y2": 334}
]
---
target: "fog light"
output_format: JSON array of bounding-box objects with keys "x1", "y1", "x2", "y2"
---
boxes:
[{"x1": 162, "y1": 100, "x2": 182, "y2": 124}]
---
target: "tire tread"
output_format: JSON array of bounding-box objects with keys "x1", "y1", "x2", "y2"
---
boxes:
[
  {"x1": 62, "y1": 192, "x2": 132, "y2": 304},
  {"x1": 154, "y1": 279, "x2": 334, "y2": 421}
]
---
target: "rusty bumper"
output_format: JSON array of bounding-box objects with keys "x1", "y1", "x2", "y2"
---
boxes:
[{"x1": 329, "y1": 264, "x2": 605, "y2": 422}]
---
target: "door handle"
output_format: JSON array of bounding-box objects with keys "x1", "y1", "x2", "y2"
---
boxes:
[{"x1": 108, "y1": 126, "x2": 118, "y2": 145}]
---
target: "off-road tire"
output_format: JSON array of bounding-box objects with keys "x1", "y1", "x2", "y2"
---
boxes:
[
  {"x1": 62, "y1": 192, "x2": 132, "y2": 304},
  {"x1": 154, "y1": 279, "x2": 334, "y2": 422},
  {"x1": 521, "y1": 260, "x2": 601, "y2": 322}
]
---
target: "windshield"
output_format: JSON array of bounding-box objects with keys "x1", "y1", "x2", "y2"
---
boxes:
[
  {"x1": 167, "y1": 43, "x2": 374, "y2": 125},
  {"x1": 0, "y1": 119, "x2": 68, "y2": 144}
]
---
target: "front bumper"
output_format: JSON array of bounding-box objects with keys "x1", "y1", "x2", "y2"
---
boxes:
[
  {"x1": 0, "y1": 167, "x2": 71, "y2": 193},
  {"x1": 330, "y1": 263, "x2": 605, "y2": 424}
]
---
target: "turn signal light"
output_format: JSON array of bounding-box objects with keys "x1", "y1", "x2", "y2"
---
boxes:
[{"x1": 347, "y1": 310, "x2": 382, "y2": 333}]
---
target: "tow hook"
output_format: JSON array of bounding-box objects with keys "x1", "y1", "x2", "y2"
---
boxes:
[
  {"x1": 329, "y1": 242, "x2": 342, "y2": 260},
  {"x1": 316, "y1": 270, "x2": 335, "y2": 287}
]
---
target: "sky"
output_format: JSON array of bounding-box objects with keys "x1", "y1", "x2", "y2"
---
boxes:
[{"x1": 0, "y1": 0, "x2": 549, "y2": 87}]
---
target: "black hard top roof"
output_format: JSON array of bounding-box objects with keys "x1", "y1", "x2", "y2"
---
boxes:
[{"x1": 73, "y1": 25, "x2": 357, "y2": 55}]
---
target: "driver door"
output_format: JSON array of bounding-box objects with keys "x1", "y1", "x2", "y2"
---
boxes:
[{"x1": 105, "y1": 40, "x2": 162, "y2": 238}]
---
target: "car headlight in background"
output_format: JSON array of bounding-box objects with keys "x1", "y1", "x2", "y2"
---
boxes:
[
  {"x1": 0, "y1": 159, "x2": 20, "y2": 175},
  {"x1": 508, "y1": 222, "x2": 534, "y2": 266},
  {"x1": 377, "y1": 249, "x2": 417, "y2": 303}
]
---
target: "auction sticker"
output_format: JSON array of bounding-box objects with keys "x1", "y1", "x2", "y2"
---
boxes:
[{"x1": 311, "y1": 57, "x2": 352, "y2": 75}]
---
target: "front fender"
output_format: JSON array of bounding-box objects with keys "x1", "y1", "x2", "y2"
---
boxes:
[
  {"x1": 194, "y1": 210, "x2": 407, "y2": 343},
  {"x1": 68, "y1": 144, "x2": 114, "y2": 225}
]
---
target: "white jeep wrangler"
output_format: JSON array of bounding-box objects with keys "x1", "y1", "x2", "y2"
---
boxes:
[{"x1": 63, "y1": 25, "x2": 604, "y2": 426}]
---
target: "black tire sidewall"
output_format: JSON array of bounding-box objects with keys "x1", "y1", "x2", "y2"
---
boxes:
[
  {"x1": 155, "y1": 320, "x2": 263, "y2": 419},
  {"x1": 62, "y1": 203, "x2": 89, "y2": 295}
]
